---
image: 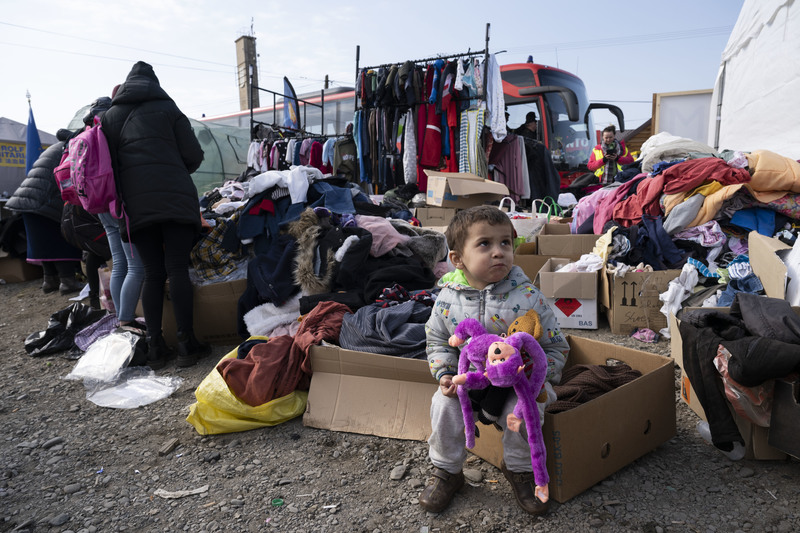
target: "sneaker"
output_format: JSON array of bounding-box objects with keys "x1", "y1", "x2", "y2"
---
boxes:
[
  {"x1": 42, "y1": 275, "x2": 59, "y2": 294},
  {"x1": 500, "y1": 461, "x2": 550, "y2": 515},
  {"x1": 59, "y1": 276, "x2": 84, "y2": 295},
  {"x1": 418, "y1": 468, "x2": 464, "y2": 513}
]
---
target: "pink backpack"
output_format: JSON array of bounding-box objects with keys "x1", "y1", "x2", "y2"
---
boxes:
[{"x1": 54, "y1": 117, "x2": 121, "y2": 216}]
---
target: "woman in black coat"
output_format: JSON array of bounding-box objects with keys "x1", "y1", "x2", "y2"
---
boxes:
[
  {"x1": 101, "y1": 61, "x2": 207, "y2": 369},
  {"x1": 6, "y1": 132, "x2": 84, "y2": 295}
]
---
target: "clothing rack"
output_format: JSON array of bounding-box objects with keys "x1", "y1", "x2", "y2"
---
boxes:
[
  {"x1": 247, "y1": 74, "x2": 325, "y2": 141},
  {"x1": 354, "y1": 22, "x2": 491, "y2": 112}
]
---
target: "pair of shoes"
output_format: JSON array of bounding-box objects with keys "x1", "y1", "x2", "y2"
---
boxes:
[
  {"x1": 59, "y1": 276, "x2": 84, "y2": 295},
  {"x1": 418, "y1": 468, "x2": 464, "y2": 513},
  {"x1": 500, "y1": 461, "x2": 550, "y2": 515},
  {"x1": 146, "y1": 336, "x2": 175, "y2": 371},
  {"x1": 176, "y1": 331, "x2": 211, "y2": 368},
  {"x1": 42, "y1": 275, "x2": 59, "y2": 294}
]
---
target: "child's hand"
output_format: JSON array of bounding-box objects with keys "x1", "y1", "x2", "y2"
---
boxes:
[
  {"x1": 507, "y1": 413, "x2": 522, "y2": 432},
  {"x1": 439, "y1": 375, "x2": 458, "y2": 398},
  {"x1": 448, "y1": 334, "x2": 465, "y2": 348}
]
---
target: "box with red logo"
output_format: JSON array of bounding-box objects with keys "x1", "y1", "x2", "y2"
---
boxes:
[{"x1": 536, "y1": 258, "x2": 598, "y2": 329}]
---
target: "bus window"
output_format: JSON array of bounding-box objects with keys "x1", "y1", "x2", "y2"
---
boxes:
[{"x1": 507, "y1": 103, "x2": 541, "y2": 134}]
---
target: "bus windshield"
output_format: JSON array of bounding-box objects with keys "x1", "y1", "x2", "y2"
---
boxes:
[{"x1": 537, "y1": 69, "x2": 594, "y2": 169}]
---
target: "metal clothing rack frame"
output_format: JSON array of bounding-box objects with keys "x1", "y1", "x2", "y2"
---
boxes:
[
  {"x1": 353, "y1": 22, "x2": 492, "y2": 112},
  {"x1": 247, "y1": 69, "x2": 325, "y2": 141}
]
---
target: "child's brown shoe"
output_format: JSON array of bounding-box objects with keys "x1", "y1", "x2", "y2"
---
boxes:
[
  {"x1": 501, "y1": 461, "x2": 550, "y2": 515},
  {"x1": 419, "y1": 467, "x2": 464, "y2": 513}
]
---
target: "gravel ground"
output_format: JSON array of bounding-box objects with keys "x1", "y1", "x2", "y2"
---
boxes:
[{"x1": 1, "y1": 278, "x2": 799, "y2": 533}]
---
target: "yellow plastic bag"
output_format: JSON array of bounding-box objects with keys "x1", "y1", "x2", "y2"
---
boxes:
[{"x1": 186, "y1": 337, "x2": 308, "y2": 435}]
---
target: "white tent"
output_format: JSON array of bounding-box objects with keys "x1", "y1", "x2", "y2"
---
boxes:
[
  {"x1": 0, "y1": 116, "x2": 58, "y2": 196},
  {"x1": 708, "y1": 0, "x2": 800, "y2": 158}
]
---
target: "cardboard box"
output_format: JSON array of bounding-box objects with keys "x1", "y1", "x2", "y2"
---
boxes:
[
  {"x1": 513, "y1": 242, "x2": 583, "y2": 287},
  {"x1": 537, "y1": 258, "x2": 598, "y2": 329},
  {"x1": 768, "y1": 378, "x2": 800, "y2": 459},
  {"x1": 305, "y1": 337, "x2": 675, "y2": 504},
  {"x1": 414, "y1": 207, "x2": 456, "y2": 228},
  {"x1": 303, "y1": 344, "x2": 437, "y2": 441},
  {"x1": 600, "y1": 268, "x2": 681, "y2": 335},
  {"x1": 138, "y1": 278, "x2": 248, "y2": 346},
  {"x1": 423, "y1": 170, "x2": 509, "y2": 209},
  {"x1": 0, "y1": 255, "x2": 42, "y2": 283},
  {"x1": 469, "y1": 336, "x2": 676, "y2": 503},
  {"x1": 535, "y1": 224, "x2": 600, "y2": 258},
  {"x1": 668, "y1": 313, "x2": 788, "y2": 460}
]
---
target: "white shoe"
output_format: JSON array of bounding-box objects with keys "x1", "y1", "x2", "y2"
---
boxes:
[{"x1": 697, "y1": 421, "x2": 745, "y2": 461}]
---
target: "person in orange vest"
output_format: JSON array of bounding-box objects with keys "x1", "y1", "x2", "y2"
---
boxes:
[{"x1": 587, "y1": 124, "x2": 633, "y2": 184}]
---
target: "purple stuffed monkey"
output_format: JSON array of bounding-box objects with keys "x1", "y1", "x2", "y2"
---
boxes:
[{"x1": 485, "y1": 331, "x2": 550, "y2": 502}]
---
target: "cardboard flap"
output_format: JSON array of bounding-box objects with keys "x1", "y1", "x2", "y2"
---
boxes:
[
  {"x1": 304, "y1": 345, "x2": 437, "y2": 441},
  {"x1": 446, "y1": 177, "x2": 509, "y2": 197},
  {"x1": 748, "y1": 231, "x2": 790, "y2": 299},
  {"x1": 537, "y1": 234, "x2": 600, "y2": 256}
]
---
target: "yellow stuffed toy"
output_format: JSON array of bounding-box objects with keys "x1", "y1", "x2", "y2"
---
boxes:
[
  {"x1": 507, "y1": 309, "x2": 543, "y2": 340},
  {"x1": 507, "y1": 309, "x2": 548, "y2": 403}
]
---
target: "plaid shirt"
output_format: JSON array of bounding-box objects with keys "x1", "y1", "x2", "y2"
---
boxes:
[{"x1": 191, "y1": 212, "x2": 246, "y2": 282}]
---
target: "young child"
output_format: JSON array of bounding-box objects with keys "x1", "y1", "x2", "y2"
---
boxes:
[{"x1": 420, "y1": 205, "x2": 570, "y2": 515}]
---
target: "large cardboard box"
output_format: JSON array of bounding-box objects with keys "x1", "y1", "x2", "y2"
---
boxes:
[
  {"x1": 303, "y1": 344, "x2": 437, "y2": 441},
  {"x1": 600, "y1": 268, "x2": 681, "y2": 335},
  {"x1": 768, "y1": 378, "x2": 800, "y2": 459},
  {"x1": 668, "y1": 313, "x2": 788, "y2": 460},
  {"x1": 470, "y1": 336, "x2": 675, "y2": 503},
  {"x1": 138, "y1": 278, "x2": 248, "y2": 346},
  {"x1": 423, "y1": 170, "x2": 509, "y2": 209},
  {"x1": 304, "y1": 336, "x2": 675, "y2": 504},
  {"x1": 0, "y1": 255, "x2": 42, "y2": 283},
  {"x1": 414, "y1": 206, "x2": 456, "y2": 228},
  {"x1": 537, "y1": 258, "x2": 598, "y2": 329}
]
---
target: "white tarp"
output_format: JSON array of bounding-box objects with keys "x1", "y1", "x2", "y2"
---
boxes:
[{"x1": 708, "y1": 0, "x2": 800, "y2": 158}]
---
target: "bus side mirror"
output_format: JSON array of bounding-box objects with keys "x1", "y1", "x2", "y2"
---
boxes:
[{"x1": 583, "y1": 103, "x2": 625, "y2": 140}]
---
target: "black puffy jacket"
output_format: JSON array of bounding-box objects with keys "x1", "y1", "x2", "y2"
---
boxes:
[
  {"x1": 101, "y1": 61, "x2": 204, "y2": 236},
  {"x1": 6, "y1": 141, "x2": 66, "y2": 222}
]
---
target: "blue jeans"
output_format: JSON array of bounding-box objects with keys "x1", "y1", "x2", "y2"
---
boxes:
[{"x1": 98, "y1": 213, "x2": 144, "y2": 323}]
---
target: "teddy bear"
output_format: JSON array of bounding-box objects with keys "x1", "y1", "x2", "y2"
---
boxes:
[{"x1": 449, "y1": 317, "x2": 550, "y2": 502}]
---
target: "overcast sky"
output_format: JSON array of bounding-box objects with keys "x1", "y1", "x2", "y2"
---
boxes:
[{"x1": 2, "y1": 0, "x2": 744, "y2": 136}]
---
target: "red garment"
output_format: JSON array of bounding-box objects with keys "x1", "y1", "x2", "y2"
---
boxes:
[
  {"x1": 216, "y1": 301, "x2": 351, "y2": 407},
  {"x1": 419, "y1": 65, "x2": 442, "y2": 168},
  {"x1": 612, "y1": 173, "x2": 667, "y2": 228},
  {"x1": 662, "y1": 157, "x2": 750, "y2": 195},
  {"x1": 309, "y1": 141, "x2": 323, "y2": 170}
]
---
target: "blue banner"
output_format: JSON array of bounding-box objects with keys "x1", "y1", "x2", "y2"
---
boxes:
[
  {"x1": 25, "y1": 104, "x2": 43, "y2": 174},
  {"x1": 283, "y1": 77, "x2": 300, "y2": 130}
]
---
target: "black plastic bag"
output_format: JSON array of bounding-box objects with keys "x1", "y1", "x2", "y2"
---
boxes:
[{"x1": 25, "y1": 303, "x2": 107, "y2": 357}]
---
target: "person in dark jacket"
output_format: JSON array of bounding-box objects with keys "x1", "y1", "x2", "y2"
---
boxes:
[
  {"x1": 6, "y1": 133, "x2": 85, "y2": 295},
  {"x1": 101, "y1": 61, "x2": 207, "y2": 369}
]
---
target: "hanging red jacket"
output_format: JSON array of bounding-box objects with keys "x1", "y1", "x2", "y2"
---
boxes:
[{"x1": 419, "y1": 63, "x2": 443, "y2": 170}]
